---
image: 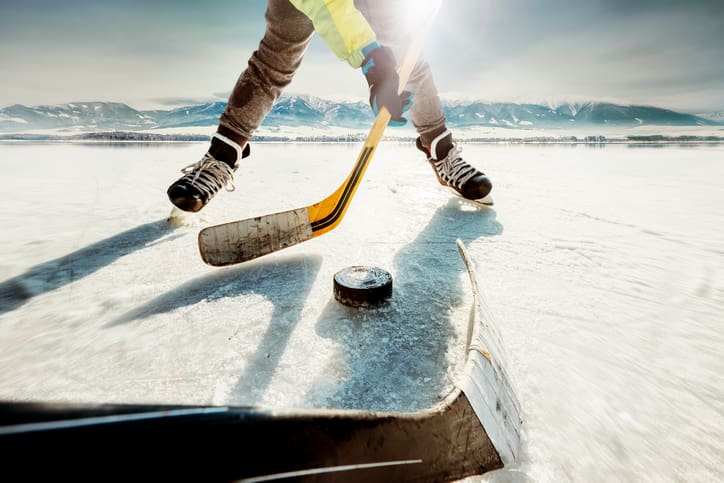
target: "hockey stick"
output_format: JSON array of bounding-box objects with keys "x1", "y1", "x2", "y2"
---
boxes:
[{"x1": 198, "y1": 3, "x2": 442, "y2": 267}]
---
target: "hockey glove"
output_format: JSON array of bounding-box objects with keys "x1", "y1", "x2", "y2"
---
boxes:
[{"x1": 361, "y1": 43, "x2": 413, "y2": 126}]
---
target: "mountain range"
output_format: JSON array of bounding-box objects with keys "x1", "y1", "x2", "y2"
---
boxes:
[{"x1": 0, "y1": 95, "x2": 721, "y2": 134}]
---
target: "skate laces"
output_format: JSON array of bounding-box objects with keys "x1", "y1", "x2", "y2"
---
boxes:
[
  {"x1": 179, "y1": 153, "x2": 236, "y2": 197},
  {"x1": 434, "y1": 143, "x2": 477, "y2": 189}
]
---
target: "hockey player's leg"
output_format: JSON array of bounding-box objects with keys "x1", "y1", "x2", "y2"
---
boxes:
[{"x1": 168, "y1": 0, "x2": 314, "y2": 212}]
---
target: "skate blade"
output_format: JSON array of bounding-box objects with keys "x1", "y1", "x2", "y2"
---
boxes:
[
  {"x1": 167, "y1": 206, "x2": 199, "y2": 228},
  {"x1": 452, "y1": 191, "x2": 494, "y2": 208},
  {"x1": 476, "y1": 194, "x2": 494, "y2": 206}
]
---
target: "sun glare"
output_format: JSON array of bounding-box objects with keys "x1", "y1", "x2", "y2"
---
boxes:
[{"x1": 396, "y1": 0, "x2": 443, "y2": 34}]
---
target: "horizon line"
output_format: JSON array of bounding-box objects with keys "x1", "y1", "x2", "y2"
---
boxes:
[{"x1": 1, "y1": 95, "x2": 721, "y2": 116}]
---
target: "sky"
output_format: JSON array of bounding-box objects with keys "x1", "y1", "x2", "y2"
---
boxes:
[{"x1": 0, "y1": 0, "x2": 723, "y2": 112}]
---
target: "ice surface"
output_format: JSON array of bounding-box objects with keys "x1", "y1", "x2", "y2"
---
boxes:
[
  {"x1": 1, "y1": 141, "x2": 723, "y2": 481},
  {"x1": 0, "y1": 142, "x2": 478, "y2": 412}
]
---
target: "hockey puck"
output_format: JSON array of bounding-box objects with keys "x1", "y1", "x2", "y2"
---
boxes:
[{"x1": 333, "y1": 266, "x2": 393, "y2": 307}]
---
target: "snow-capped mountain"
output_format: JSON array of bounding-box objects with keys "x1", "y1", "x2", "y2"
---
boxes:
[
  {"x1": 0, "y1": 96, "x2": 720, "y2": 134},
  {"x1": 560, "y1": 102, "x2": 713, "y2": 126},
  {"x1": 697, "y1": 110, "x2": 724, "y2": 123},
  {"x1": 0, "y1": 102, "x2": 157, "y2": 132},
  {"x1": 149, "y1": 102, "x2": 226, "y2": 129}
]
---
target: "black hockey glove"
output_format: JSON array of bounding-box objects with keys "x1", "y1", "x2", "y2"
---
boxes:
[{"x1": 361, "y1": 43, "x2": 413, "y2": 126}]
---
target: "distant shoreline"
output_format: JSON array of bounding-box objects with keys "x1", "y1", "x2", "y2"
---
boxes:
[{"x1": 1, "y1": 132, "x2": 723, "y2": 145}]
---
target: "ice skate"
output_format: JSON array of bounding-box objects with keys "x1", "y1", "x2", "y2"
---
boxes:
[
  {"x1": 416, "y1": 130, "x2": 493, "y2": 204},
  {"x1": 167, "y1": 133, "x2": 250, "y2": 213}
]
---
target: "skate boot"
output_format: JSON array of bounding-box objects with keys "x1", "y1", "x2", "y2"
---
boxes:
[
  {"x1": 167, "y1": 133, "x2": 250, "y2": 212},
  {"x1": 416, "y1": 129, "x2": 492, "y2": 201}
]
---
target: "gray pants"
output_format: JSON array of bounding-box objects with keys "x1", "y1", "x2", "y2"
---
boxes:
[{"x1": 219, "y1": 0, "x2": 447, "y2": 146}]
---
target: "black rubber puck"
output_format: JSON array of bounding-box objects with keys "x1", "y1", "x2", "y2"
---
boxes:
[{"x1": 333, "y1": 266, "x2": 393, "y2": 307}]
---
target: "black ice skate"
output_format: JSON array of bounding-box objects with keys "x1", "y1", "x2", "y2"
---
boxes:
[
  {"x1": 416, "y1": 130, "x2": 492, "y2": 201},
  {"x1": 167, "y1": 133, "x2": 250, "y2": 213}
]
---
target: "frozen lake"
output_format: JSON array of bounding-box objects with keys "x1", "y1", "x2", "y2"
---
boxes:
[{"x1": 1, "y1": 141, "x2": 722, "y2": 482}]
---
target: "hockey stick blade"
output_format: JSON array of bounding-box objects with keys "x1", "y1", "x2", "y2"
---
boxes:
[
  {"x1": 198, "y1": 140, "x2": 381, "y2": 266},
  {"x1": 199, "y1": 208, "x2": 313, "y2": 266}
]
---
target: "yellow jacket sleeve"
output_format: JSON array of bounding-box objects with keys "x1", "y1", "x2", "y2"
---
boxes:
[{"x1": 289, "y1": 0, "x2": 377, "y2": 68}]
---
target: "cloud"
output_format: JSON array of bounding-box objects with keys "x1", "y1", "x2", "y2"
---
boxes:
[
  {"x1": 0, "y1": 0, "x2": 722, "y2": 111},
  {"x1": 426, "y1": 0, "x2": 724, "y2": 111}
]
